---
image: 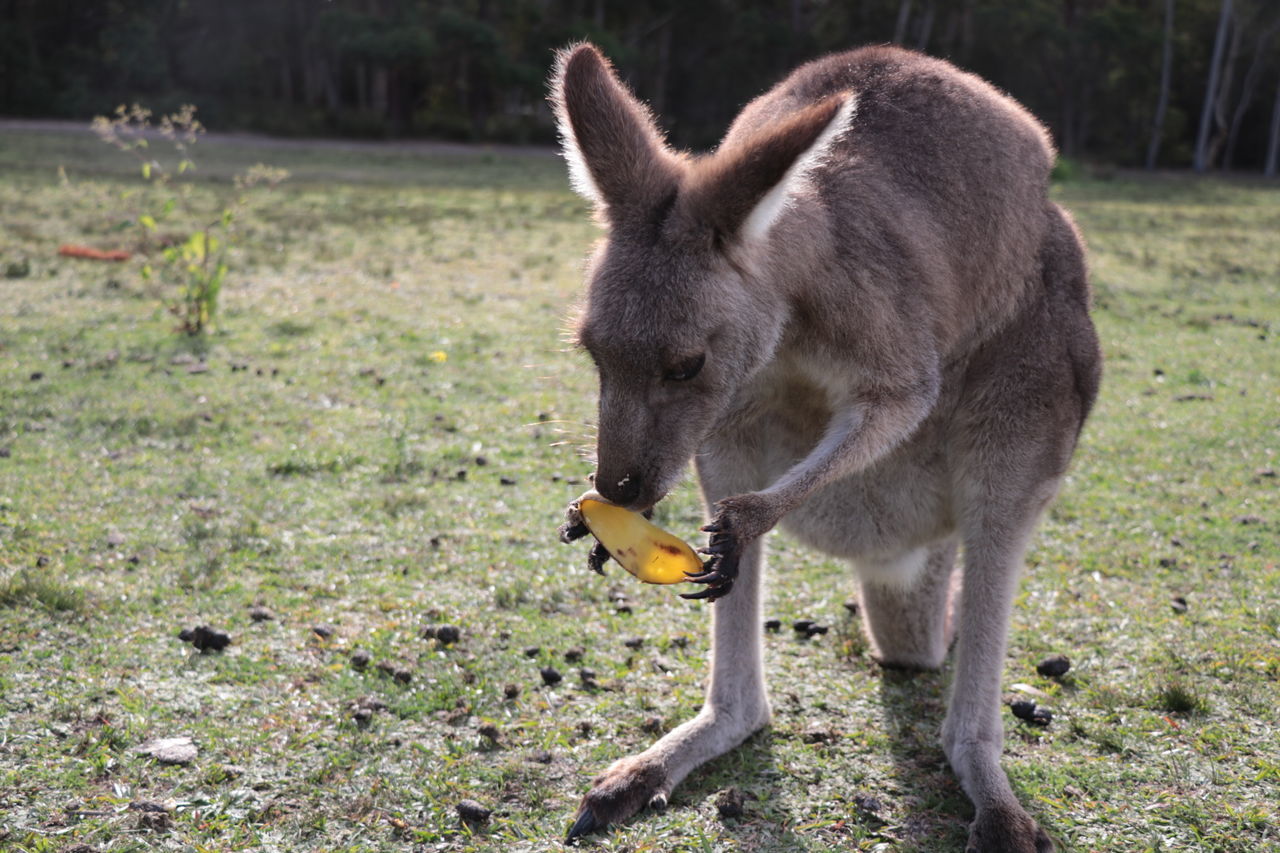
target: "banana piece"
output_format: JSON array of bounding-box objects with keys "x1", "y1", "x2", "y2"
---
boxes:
[{"x1": 576, "y1": 492, "x2": 701, "y2": 584}]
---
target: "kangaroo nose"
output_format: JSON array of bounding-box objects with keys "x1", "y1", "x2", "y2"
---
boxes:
[{"x1": 597, "y1": 472, "x2": 642, "y2": 506}]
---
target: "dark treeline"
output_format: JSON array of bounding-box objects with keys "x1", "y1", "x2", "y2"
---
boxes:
[{"x1": 2, "y1": 0, "x2": 1279, "y2": 172}]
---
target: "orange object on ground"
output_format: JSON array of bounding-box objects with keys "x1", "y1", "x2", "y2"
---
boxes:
[{"x1": 58, "y1": 244, "x2": 132, "y2": 261}]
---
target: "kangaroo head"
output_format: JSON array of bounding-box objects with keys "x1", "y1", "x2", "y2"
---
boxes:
[{"x1": 551, "y1": 43, "x2": 852, "y2": 509}]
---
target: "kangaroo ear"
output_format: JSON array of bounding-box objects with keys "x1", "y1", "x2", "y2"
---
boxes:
[
  {"x1": 550, "y1": 43, "x2": 680, "y2": 220},
  {"x1": 683, "y1": 93, "x2": 855, "y2": 245}
]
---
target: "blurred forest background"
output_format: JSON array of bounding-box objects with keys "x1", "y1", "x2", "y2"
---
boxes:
[{"x1": 2, "y1": 0, "x2": 1279, "y2": 172}]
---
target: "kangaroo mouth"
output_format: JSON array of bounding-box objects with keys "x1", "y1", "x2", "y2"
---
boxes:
[{"x1": 586, "y1": 475, "x2": 664, "y2": 515}]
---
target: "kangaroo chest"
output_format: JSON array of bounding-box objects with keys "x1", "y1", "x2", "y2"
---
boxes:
[{"x1": 714, "y1": 353, "x2": 959, "y2": 560}]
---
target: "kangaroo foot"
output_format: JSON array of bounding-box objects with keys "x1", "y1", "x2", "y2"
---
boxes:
[
  {"x1": 566, "y1": 755, "x2": 669, "y2": 842},
  {"x1": 966, "y1": 803, "x2": 1054, "y2": 853}
]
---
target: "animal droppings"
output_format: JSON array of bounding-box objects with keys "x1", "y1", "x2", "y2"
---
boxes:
[
  {"x1": 1011, "y1": 700, "x2": 1053, "y2": 726},
  {"x1": 455, "y1": 799, "x2": 491, "y2": 825},
  {"x1": 433, "y1": 624, "x2": 461, "y2": 645},
  {"x1": 1036, "y1": 654, "x2": 1071, "y2": 678},
  {"x1": 714, "y1": 787, "x2": 746, "y2": 819},
  {"x1": 178, "y1": 625, "x2": 231, "y2": 653}
]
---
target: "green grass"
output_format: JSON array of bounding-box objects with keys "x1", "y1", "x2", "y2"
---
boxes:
[{"x1": 1, "y1": 125, "x2": 1278, "y2": 852}]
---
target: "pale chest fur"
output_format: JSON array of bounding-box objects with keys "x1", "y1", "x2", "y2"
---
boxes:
[{"x1": 711, "y1": 344, "x2": 957, "y2": 563}]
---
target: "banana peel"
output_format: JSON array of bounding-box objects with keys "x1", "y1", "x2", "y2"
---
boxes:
[{"x1": 575, "y1": 492, "x2": 701, "y2": 584}]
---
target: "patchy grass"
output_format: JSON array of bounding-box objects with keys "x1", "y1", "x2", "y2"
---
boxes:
[
  {"x1": 0, "y1": 568, "x2": 85, "y2": 612},
  {"x1": 1, "y1": 125, "x2": 1278, "y2": 852}
]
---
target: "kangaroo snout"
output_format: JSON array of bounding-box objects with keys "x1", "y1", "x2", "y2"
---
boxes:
[{"x1": 593, "y1": 470, "x2": 644, "y2": 507}]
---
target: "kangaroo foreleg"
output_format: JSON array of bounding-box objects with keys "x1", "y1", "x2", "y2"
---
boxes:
[
  {"x1": 688, "y1": 380, "x2": 937, "y2": 599},
  {"x1": 568, "y1": 536, "x2": 770, "y2": 839}
]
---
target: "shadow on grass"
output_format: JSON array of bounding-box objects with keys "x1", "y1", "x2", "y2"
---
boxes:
[
  {"x1": 877, "y1": 665, "x2": 1064, "y2": 851},
  {"x1": 877, "y1": 665, "x2": 974, "y2": 851},
  {"x1": 675, "y1": 727, "x2": 816, "y2": 851},
  {"x1": 665, "y1": 665, "x2": 980, "y2": 851}
]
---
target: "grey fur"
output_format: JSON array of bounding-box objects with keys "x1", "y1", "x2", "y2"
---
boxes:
[{"x1": 552, "y1": 42, "x2": 1100, "y2": 852}]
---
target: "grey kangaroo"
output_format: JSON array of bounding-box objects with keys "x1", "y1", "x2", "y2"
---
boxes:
[{"x1": 552, "y1": 42, "x2": 1101, "y2": 852}]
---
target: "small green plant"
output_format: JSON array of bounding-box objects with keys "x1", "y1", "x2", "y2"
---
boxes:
[
  {"x1": 92, "y1": 104, "x2": 288, "y2": 335},
  {"x1": 3, "y1": 258, "x2": 30, "y2": 279},
  {"x1": 0, "y1": 570, "x2": 85, "y2": 612},
  {"x1": 1155, "y1": 680, "x2": 1211, "y2": 715}
]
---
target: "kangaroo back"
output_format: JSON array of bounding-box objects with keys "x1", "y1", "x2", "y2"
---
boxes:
[{"x1": 728, "y1": 46, "x2": 1057, "y2": 358}]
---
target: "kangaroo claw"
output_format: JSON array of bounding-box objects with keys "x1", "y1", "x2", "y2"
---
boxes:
[
  {"x1": 586, "y1": 541, "x2": 610, "y2": 575},
  {"x1": 683, "y1": 504, "x2": 746, "y2": 601},
  {"x1": 559, "y1": 517, "x2": 590, "y2": 544},
  {"x1": 680, "y1": 579, "x2": 735, "y2": 600},
  {"x1": 565, "y1": 807, "x2": 601, "y2": 843},
  {"x1": 697, "y1": 540, "x2": 733, "y2": 556}
]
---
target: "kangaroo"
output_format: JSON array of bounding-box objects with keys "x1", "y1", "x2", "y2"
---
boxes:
[{"x1": 551, "y1": 42, "x2": 1101, "y2": 852}]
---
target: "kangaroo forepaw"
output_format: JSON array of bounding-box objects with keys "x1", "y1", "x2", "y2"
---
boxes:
[
  {"x1": 682, "y1": 535, "x2": 739, "y2": 600},
  {"x1": 682, "y1": 494, "x2": 774, "y2": 601},
  {"x1": 558, "y1": 500, "x2": 613, "y2": 576},
  {"x1": 680, "y1": 562, "x2": 737, "y2": 600},
  {"x1": 558, "y1": 500, "x2": 590, "y2": 544},
  {"x1": 565, "y1": 756, "x2": 669, "y2": 842},
  {"x1": 585, "y1": 541, "x2": 610, "y2": 575},
  {"x1": 966, "y1": 804, "x2": 1054, "y2": 853}
]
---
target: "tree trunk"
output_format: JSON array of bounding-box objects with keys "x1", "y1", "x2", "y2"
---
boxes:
[
  {"x1": 1266, "y1": 77, "x2": 1280, "y2": 177},
  {"x1": 651, "y1": 15, "x2": 672, "y2": 117},
  {"x1": 1060, "y1": 91, "x2": 1078, "y2": 158},
  {"x1": 959, "y1": 0, "x2": 974, "y2": 65},
  {"x1": 1146, "y1": 0, "x2": 1174, "y2": 169},
  {"x1": 372, "y1": 66, "x2": 388, "y2": 116},
  {"x1": 915, "y1": 0, "x2": 936, "y2": 52},
  {"x1": 1207, "y1": 9, "x2": 1244, "y2": 168},
  {"x1": 323, "y1": 59, "x2": 341, "y2": 111},
  {"x1": 1224, "y1": 19, "x2": 1280, "y2": 169},
  {"x1": 279, "y1": 61, "x2": 294, "y2": 103},
  {"x1": 938, "y1": 5, "x2": 960, "y2": 58},
  {"x1": 1195, "y1": 0, "x2": 1233, "y2": 172},
  {"x1": 1058, "y1": 0, "x2": 1080, "y2": 158},
  {"x1": 893, "y1": 0, "x2": 913, "y2": 44},
  {"x1": 355, "y1": 62, "x2": 368, "y2": 112}
]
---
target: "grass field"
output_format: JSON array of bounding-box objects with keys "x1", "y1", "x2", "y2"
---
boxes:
[{"x1": 1, "y1": 124, "x2": 1278, "y2": 853}]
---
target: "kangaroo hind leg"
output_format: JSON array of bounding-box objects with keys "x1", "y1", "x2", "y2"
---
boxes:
[{"x1": 857, "y1": 538, "x2": 959, "y2": 670}]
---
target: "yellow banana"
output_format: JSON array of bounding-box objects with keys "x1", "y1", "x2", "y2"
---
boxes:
[{"x1": 577, "y1": 494, "x2": 701, "y2": 584}]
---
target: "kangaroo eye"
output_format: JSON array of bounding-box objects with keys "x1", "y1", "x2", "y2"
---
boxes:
[{"x1": 663, "y1": 353, "x2": 705, "y2": 382}]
